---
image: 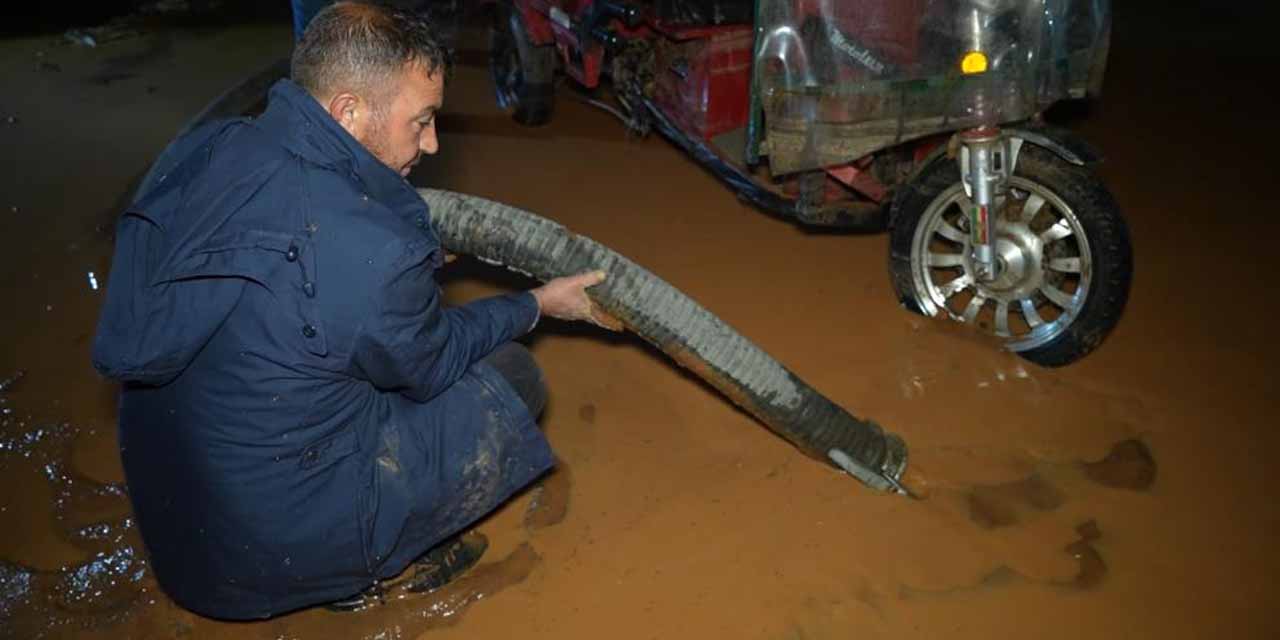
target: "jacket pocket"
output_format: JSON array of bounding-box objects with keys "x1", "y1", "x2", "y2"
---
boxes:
[
  {"x1": 169, "y1": 228, "x2": 330, "y2": 358},
  {"x1": 157, "y1": 229, "x2": 296, "y2": 287}
]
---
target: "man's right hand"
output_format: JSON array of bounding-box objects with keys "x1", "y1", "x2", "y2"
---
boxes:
[{"x1": 531, "y1": 271, "x2": 620, "y2": 330}]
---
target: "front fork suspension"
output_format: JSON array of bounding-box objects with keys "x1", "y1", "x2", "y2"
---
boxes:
[{"x1": 957, "y1": 127, "x2": 1023, "y2": 282}]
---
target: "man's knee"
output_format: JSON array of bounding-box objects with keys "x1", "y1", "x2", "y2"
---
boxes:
[{"x1": 483, "y1": 343, "x2": 547, "y2": 418}]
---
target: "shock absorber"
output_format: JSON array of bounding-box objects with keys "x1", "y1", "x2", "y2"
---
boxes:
[
  {"x1": 958, "y1": 127, "x2": 1005, "y2": 281},
  {"x1": 957, "y1": 127, "x2": 1026, "y2": 282},
  {"x1": 955, "y1": 2, "x2": 1017, "y2": 282}
]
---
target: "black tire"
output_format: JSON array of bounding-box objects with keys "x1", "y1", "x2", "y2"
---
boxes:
[
  {"x1": 888, "y1": 145, "x2": 1132, "y2": 367},
  {"x1": 490, "y1": 2, "x2": 556, "y2": 126}
]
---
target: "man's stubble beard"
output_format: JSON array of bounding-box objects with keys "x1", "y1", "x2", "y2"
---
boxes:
[{"x1": 358, "y1": 111, "x2": 393, "y2": 170}]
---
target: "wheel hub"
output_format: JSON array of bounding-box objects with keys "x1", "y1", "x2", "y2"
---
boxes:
[
  {"x1": 909, "y1": 178, "x2": 1093, "y2": 352},
  {"x1": 966, "y1": 221, "x2": 1044, "y2": 303}
]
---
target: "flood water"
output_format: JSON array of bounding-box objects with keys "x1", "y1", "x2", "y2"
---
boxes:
[{"x1": 2, "y1": 3, "x2": 1278, "y2": 639}]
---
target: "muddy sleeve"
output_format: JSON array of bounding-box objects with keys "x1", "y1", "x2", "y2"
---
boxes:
[{"x1": 350, "y1": 239, "x2": 539, "y2": 403}]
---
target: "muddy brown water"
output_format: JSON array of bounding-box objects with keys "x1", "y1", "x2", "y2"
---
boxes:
[{"x1": 2, "y1": 4, "x2": 1279, "y2": 639}]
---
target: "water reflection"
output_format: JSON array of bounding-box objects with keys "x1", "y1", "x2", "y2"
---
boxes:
[
  {"x1": 0, "y1": 378, "x2": 556, "y2": 638},
  {"x1": 0, "y1": 377, "x2": 148, "y2": 639}
]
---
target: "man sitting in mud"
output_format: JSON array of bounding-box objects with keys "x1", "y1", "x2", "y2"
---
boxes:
[{"x1": 92, "y1": 1, "x2": 605, "y2": 619}]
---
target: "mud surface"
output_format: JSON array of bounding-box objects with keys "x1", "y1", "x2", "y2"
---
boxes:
[{"x1": 2, "y1": 2, "x2": 1278, "y2": 638}]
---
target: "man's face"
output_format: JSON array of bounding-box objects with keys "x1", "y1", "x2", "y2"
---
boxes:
[{"x1": 358, "y1": 61, "x2": 443, "y2": 177}]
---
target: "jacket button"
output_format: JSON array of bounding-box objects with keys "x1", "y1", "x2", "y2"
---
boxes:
[
  {"x1": 301, "y1": 323, "x2": 317, "y2": 338},
  {"x1": 286, "y1": 245, "x2": 299, "y2": 262},
  {"x1": 414, "y1": 216, "x2": 426, "y2": 228},
  {"x1": 302, "y1": 281, "x2": 316, "y2": 298}
]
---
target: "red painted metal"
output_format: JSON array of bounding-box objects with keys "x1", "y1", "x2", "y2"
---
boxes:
[
  {"x1": 499, "y1": 0, "x2": 946, "y2": 194},
  {"x1": 826, "y1": 162, "x2": 888, "y2": 203},
  {"x1": 651, "y1": 24, "x2": 754, "y2": 141},
  {"x1": 509, "y1": 0, "x2": 754, "y2": 127},
  {"x1": 913, "y1": 136, "x2": 947, "y2": 164},
  {"x1": 649, "y1": 19, "x2": 744, "y2": 41},
  {"x1": 518, "y1": 0, "x2": 555, "y2": 45},
  {"x1": 513, "y1": 0, "x2": 607, "y2": 87}
]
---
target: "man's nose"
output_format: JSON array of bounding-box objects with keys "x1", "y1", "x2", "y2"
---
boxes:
[{"x1": 420, "y1": 123, "x2": 438, "y2": 155}]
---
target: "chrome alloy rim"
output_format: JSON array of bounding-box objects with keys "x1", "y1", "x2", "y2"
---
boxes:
[{"x1": 909, "y1": 177, "x2": 1093, "y2": 352}]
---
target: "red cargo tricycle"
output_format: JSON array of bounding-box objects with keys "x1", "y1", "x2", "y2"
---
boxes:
[{"x1": 484, "y1": 0, "x2": 1128, "y2": 366}]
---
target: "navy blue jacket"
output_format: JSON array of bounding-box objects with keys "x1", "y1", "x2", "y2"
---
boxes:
[{"x1": 92, "y1": 80, "x2": 554, "y2": 619}]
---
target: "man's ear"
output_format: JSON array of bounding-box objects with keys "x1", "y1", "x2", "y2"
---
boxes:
[{"x1": 326, "y1": 92, "x2": 362, "y2": 137}]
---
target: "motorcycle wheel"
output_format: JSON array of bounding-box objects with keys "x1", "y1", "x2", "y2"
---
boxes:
[
  {"x1": 490, "y1": 2, "x2": 556, "y2": 126},
  {"x1": 887, "y1": 145, "x2": 1132, "y2": 367}
]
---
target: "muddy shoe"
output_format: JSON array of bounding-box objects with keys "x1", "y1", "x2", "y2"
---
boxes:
[{"x1": 404, "y1": 531, "x2": 489, "y2": 594}]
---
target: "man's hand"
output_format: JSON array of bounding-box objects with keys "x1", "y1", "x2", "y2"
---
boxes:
[{"x1": 531, "y1": 270, "x2": 621, "y2": 330}]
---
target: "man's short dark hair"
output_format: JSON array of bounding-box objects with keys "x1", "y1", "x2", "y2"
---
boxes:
[{"x1": 291, "y1": 1, "x2": 452, "y2": 100}]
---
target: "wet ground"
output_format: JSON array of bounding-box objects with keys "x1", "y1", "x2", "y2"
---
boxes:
[{"x1": 2, "y1": 3, "x2": 1278, "y2": 639}]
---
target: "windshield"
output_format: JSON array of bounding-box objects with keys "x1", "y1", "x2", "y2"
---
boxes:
[{"x1": 752, "y1": 0, "x2": 1111, "y2": 173}]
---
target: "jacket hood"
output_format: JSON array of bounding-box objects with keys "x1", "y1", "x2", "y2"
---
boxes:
[
  {"x1": 92, "y1": 117, "x2": 289, "y2": 385},
  {"x1": 92, "y1": 79, "x2": 427, "y2": 385}
]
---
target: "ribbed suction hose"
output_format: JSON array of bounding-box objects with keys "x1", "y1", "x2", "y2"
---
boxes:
[
  {"x1": 135, "y1": 56, "x2": 916, "y2": 495},
  {"x1": 420, "y1": 189, "x2": 911, "y2": 494}
]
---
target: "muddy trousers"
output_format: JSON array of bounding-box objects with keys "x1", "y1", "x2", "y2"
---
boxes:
[{"x1": 481, "y1": 342, "x2": 548, "y2": 420}]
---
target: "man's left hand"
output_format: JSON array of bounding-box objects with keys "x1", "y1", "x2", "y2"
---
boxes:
[{"x1": 531, "y1": 271, "x2": 621, "y2": 331}]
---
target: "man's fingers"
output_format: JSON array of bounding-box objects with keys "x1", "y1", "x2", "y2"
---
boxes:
[
  {"x1": 574, "y1": 270, "x2": 607, "y2": 288},
  {"x1": 576, "y1": 271, "x2": 607, "y2": 323},
  {"x1": 588, "y1": 303, "x2": 624, "y2": 332},
  {"x1": 531, "y1": 270, "x2": 610, "y2": 326}
]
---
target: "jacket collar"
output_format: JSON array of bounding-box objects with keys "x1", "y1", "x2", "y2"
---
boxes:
[{"x1": 257, "y1": 79, "x2": 426, "y2": 218}]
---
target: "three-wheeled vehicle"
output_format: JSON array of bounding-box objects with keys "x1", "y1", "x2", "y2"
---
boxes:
[{"x1": 485, "y1": 0, "x2": 1128, "y2": 366}]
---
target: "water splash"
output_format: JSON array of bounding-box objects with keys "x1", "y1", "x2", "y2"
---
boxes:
[
  {"x1": 0, "y1": 372, "x2": 553, "y2": 639},
  {"x1": 0, "y1": 370, "x2": 25, "y2": 394},
  {"x1": 316, "y1": 543, "x2": 542, "y2": 640},
  {"x1": 0, "y1": 375, "x2": 149, "y2": 639}
]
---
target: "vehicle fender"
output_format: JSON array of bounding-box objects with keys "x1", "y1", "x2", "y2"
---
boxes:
[
  {"x1": 1005, "y1": 125, "x2": 1104, "y2": 167},
  {"x1": 889, "y1": 125, "x2": 1103, "y2": 229}
]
